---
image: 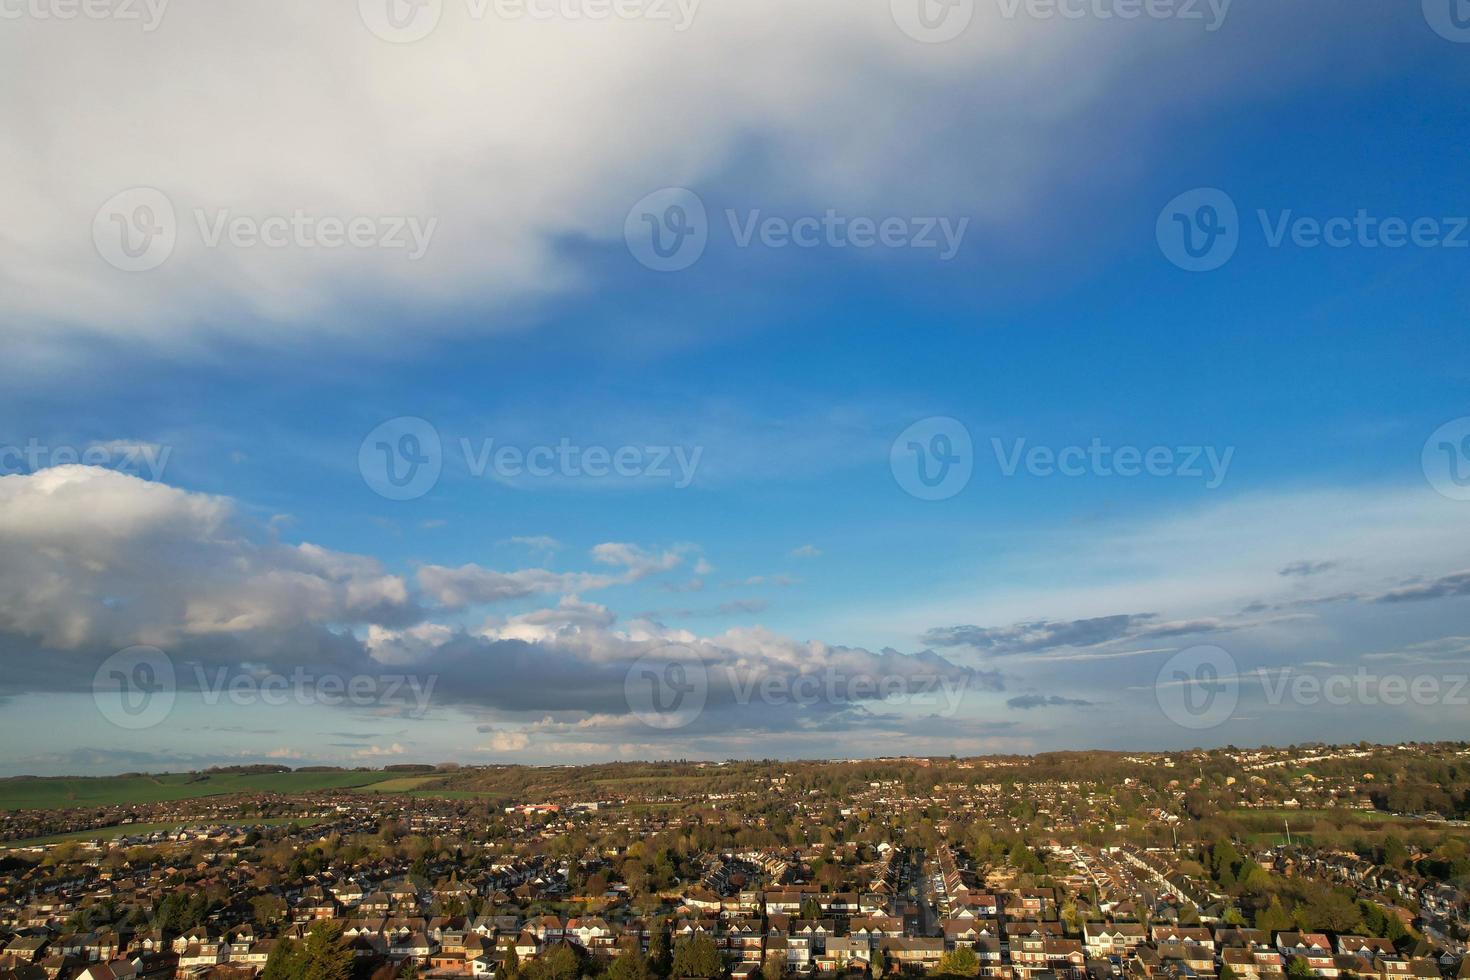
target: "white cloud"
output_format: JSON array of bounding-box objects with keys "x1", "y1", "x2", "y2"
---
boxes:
[
  {"x1": 417, "y1": 543, "x2": 683, "y2": 609},
  {"x1": 476, "y1": 731, "x2": 531, "y2": 752},
  {"x1": 879, "y1": 485, "x2": 1470, "y2": 644},
  {"x1": 0, "y1": 0, "x2": 1398, "y2": 359},
  {"x1": 0, "y1": 465, "x2": 414, "y2": 652},
  {"x1": 353, "y1": 742, "x2": 407, "y2": 758}
]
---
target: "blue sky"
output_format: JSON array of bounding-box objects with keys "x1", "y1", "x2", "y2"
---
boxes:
[{"x1": 1, "y1": 0, "x2": 1469, "y2": 773}]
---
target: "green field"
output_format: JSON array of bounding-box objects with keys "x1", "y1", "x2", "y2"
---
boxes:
[
  {"x1": 0, "y1": 771, "x2": 400, "y2": 810},
  {"x1": 363, "y1": 775, "x2": 445, "y2": 793},
  {"x1": 1224, "y1": 807, "x2": 1407, "y2": 824},
  {"x1": 2, "y1": 815, "x2": 327, "y2": 848}
]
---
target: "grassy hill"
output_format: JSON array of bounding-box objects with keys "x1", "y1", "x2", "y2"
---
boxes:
[{"x1": 0, "y1": 769, "x2": 400, "y2": 810}]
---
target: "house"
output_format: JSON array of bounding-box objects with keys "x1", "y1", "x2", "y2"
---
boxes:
[
  {"x1": 529, "y1": 917, "x2": 565, "y2": 943},
  {"x1": 1222, "y1": 947, "x2": 1264, "y2": 978},
  {"x1": 722, "y1": 921, "x2": 764, "y2": 962},
  {"x1": 826, "y1": 937, "x2": 871, "y2": 969},
  {"x1": 1017, "y1": 890, "x2": 1058, "y2": 917},
  {"x1": 389, "y1": 933, "x2": 438, "y2": 962},
  {"x1": 1336, "y1": 938, "x2": 1396, "y2": 959},
  {"x1": 1155, "y1": 943, "x2": 1213, "y2": 977},
  {"x1": 170, "y1": 931, "x2": 213, "y2": 957},
  {"x1": 84, "y1": 933, "x2": 122, "y2": 962},
  {"x1": 944, "y1": 920, "x2": 984, "y2": 949},
  {"x1": 1084, "y1": 924, "x2": 1146, "y2": 958},
  {"x1": 1277, "y1": 934, "x2": 1333, "y2": 976},
  {"x1": 1152, "y1": 927, "x2": 1214, "y2": 950},
  {"x1": 240, "y1": 941, "x2": 276, "y2": 968},
  {"x1": 3, "y1": 939, "x2": 48, "y2": 963},
  {"x1": 427, "y1": 950, "x2": 471, "y2": 975},
  {"x1": 879, "y1": 938, "x2": 944, "y2": 971},
  {"x1": 850, "y1": 917, "x2": 903, "y2": 940},
  {"x1": 176, "y1": 943, "x2": 224, "y2": 973},
  {"x1": 75, "y1": 961, "x2": 139, "y2": 980}
]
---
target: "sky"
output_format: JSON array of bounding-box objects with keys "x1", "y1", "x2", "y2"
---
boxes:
[{"x1": 1, "y1": 0, "x2": 1469, "y2": 775}]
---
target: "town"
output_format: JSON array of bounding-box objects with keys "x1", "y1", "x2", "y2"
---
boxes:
[{"x1": 1, "y1": 744, "x2": 1467, "y2": 980}]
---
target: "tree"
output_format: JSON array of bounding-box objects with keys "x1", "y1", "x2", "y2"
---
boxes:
[
  {"x1": 1286, "y1": 958, "x2": 1312, "y2": 980},
  {"x1": 262, "y1": 938, "x2": 304, "y2": 980},
  {"x1": 300, "y1": 922, "x2": 352, "y2": 980},
  {"x1": 643, "y1": 931, "x2": 669, "y2": 979},
  {"x1": 870, "y1": 948, "x2": 886, "y2": 978},
  {"x1": 670, "y1": 935, "x2": 722, "y2": 979},
  {"x1": 501, "y1": 948, "x2": 521, "y2": 980},
  {"x1": 934, "y1": 947, "x2": 979, "y2": 978},
  {"x1": 761, "y1": 953, "x2": 785, "y2": 980},
  {"x1": 610, "y1": 949, "x2": 652, "y2": 980},
  {"x1": 525, "y1": 945, "x2": 581, "y2": 980},
  {"x1": 1299, "y1": 887, "x2": 1362, "y2": 933},
  {"x1": 252, "y1": 895, "x2": 288, "y2": 928},
  {"x1": 1255, "y1": 896, "x2": 1292, "y2": 937}
]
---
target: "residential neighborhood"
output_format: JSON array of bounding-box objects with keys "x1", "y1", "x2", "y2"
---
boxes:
[{"x1": 1, "y1": 746, "x2": 1467, "y2": 980}]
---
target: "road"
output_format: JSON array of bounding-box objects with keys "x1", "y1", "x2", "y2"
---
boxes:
[{"x1": 906, "y1": 847, "x2": 938, "y2": 937}]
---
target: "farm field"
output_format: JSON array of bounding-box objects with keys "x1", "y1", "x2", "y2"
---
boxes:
[
  {"x1": 0, "y1": 770, "x2": 399, "y2": 810},
  {"x1": 360, "y1": 775, "x2": 445, "y2": 793},
  {"x1": 1224, "y1": 807, "x2": 1405, "y2": 823},
  {"x1": 1, "y1": 815, "x2": 327, "y2": 848}
]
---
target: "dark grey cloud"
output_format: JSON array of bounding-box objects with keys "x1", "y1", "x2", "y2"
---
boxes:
[
  {"x1": 923, "y1": 614, "x2": 1145, "y2": 653},
  {"x1": 407, "y1": 633, "x2": 987, "y2": 721},
  {"x1": 1373, "y1": 570, "x2": 1470, "y2": 604},
  {"x1": 1280, "y1": 560, "x2": 1338, "y2": 577},
  {"x1": 922, "y1": 613, "x2": 1234, "y2": 656},
  {"x1": 1272, "y1": 569, "x2": 1470, "y2": 610},
  {"x1": 1006, "y1": 694, "x2": 1094, "y2": 710}
]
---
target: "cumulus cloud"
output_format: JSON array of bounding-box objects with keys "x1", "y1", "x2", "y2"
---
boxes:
[
  {"x1": 476, "y1": 730, "x2": 531, "y2": 753},
  {"x1": 0, "y1": 467, "x2": 970, "y2": 737},
  {"x1": 0, "y1": 466, "x2": 416, "y2": 658},
  {"x1": 353, "y1": 742, "x2": 408, "y2": 759},
  {"x1": 387, "y1": 620, "x2": 989, "y2": 721},
  {"x1": 0, "y1": 0, "x2": 1406, "y2": 361}
]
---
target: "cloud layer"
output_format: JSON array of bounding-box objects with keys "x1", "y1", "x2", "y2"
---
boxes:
[
  {"x1": 0, "y1": 467, "x2": 971, "y2": 747},
  {"x1": 0, "y1": 0, "x2": 1408, "y2": 360}
]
